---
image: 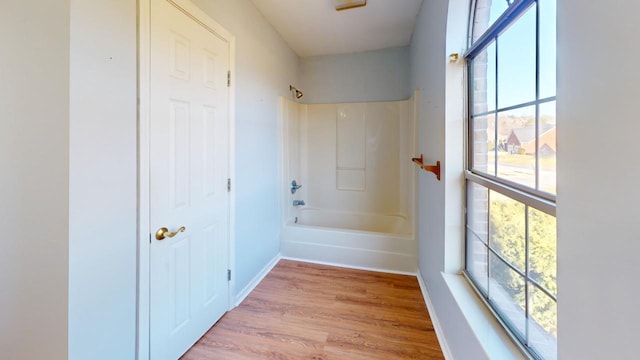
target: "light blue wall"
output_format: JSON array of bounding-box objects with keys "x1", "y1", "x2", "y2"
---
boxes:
[
  {"x1": 300, "y1": 47, "x2": 411, "y2": 103},
  {"x1": 191, "y1": 0, "x2": 300, "y2": 292},
  {"x1": 68, "y1": 1, "x2": 138, "y2": 359},
  {"x1": 410, "y1": 1, "x2": 492, "y2": 358},
  {"x1": 411, "y1": 0, "x2": 447, "y2": 285}
]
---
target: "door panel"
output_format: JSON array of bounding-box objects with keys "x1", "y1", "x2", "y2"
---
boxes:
[
  {"x1": 149, "y1": 0, "x2": 230, "y2": 358},
  {"x1": 169, "y1": 99, "x2": 191, "y2": 209}
]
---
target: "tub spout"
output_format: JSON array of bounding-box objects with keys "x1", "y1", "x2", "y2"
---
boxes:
[{"x1": 293, "y1": 200, "x2": 306, "y2": 206}]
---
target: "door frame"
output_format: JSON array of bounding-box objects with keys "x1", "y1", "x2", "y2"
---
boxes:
[{"x1": 137, "y1": 0, "x2": 236, "y2": 359}]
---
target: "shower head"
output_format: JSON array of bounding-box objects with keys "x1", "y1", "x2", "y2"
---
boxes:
[{"x1": 289, "y1": 85, "x2": 304, "y2": 99}]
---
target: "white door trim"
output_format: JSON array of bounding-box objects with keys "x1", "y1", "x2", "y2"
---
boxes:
[{"x1": 137, "y1": 1, "x2": 236, "y2": 359}]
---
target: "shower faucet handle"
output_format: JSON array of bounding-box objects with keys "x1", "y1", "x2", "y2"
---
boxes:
[{"x1": 291, "y1": 180, "x2": 302, "y2": 194}]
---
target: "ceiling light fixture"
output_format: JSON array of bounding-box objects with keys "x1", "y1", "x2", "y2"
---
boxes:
[{"x1": 334, "y1": 0, "x2": 367, "y2": 11}]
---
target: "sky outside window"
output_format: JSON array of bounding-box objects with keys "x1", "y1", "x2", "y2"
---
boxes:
[{"x1": 485, "y1": 0, "x2": 557, "y2": 115}]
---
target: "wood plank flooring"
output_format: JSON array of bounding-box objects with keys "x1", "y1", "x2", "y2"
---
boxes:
[{"x1": 181, "y1": 260, "x2": 444, "y2": 359}]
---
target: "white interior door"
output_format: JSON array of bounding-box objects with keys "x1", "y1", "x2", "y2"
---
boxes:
[{"x1": 149, "y1": 0, "x2": 230, "y2": 358}]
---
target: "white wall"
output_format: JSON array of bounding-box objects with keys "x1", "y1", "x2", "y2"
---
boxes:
[
  {"x1": 301, "y1": 101, "x2": 413, "y2": 217},
  {"x1": 0, "y1": 2, "x2": 70, "y2": 359},
  {"x1": 300, "y1": 47, "x2": 411, "y2": 104},
  {"x1": 189, "y1": 0, "x2": 300, "y2": 292},
  {"x1": 68, "y1": 1, "x2": 138, "y2": 359},
  {"x1": 557, "y1": 1, "x2": 640, "y2": 358}
]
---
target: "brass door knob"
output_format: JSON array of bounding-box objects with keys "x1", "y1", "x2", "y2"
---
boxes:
[{"x1": 155, "y1": 226, "x2": 186, "y2": 240}]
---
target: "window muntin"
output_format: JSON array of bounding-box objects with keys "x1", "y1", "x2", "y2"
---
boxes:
[
  {"x1": 465, "y1": 0, "x2": 557, "y2": 359},
  {"x1": 470, "y1": 0, "x2": 512, "y2": 43}
]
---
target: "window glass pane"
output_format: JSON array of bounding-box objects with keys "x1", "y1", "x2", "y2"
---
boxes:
[
  {"x1": 489, "y1": 253, "x2": 526, "y2": 336},
  {"x1": 539, "y1": 0, "x2": 557, "y2": 99},
  {"x1": 467, "y1": 182, "x2": 489, "y2": 242},
  {"x1": 529, "y1": 284, "x2": 558, "y2": 360},
  {"x1": 497, "y1": 106, "x2": 536, "y2": 188},
  {"x1": 528, "y1": 207, "x2": 557, "y2": 297},
  {"x1": 472, "y1": 0, "x2": 510, "y2": 43},
  {"x1": 538, "y1": 101, "x2": 556, "y2": 195},
  {"x1": 472, "y1": 42, "x2": 496, "y2": 114},
  {"x1": 468, "y1": 1, "x2": 557, "y2": 358},
  {"x1": 467, "y1": 230, "x2": 488, "y2": 294},
  {"x1": 472, "y1": 113, "x2": 496, "y2": 175},
  {"x1": 490, "y1": 191, "x2": 525, "y2": 271},
  {"x1": 497, "y1": 5, "x2": 536, "y2": 108}
]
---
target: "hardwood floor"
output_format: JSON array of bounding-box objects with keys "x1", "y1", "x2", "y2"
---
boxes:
[{"x1": 182, "y1": 260, "x2": 444, "y2": 359}]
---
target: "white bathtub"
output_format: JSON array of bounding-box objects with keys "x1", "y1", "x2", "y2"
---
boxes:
[{"x1": 281, "y1": 208, "x2": 417, "y2": 273}]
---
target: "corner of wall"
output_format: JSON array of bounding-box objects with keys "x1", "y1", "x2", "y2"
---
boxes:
[{"x1": 234, "y1": 253, "x2": 281, "y2": 307}]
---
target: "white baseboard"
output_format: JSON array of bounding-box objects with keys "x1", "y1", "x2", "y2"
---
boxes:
[
  {"x1": 417, "y1": 271, "x2": 454, "y2": 360},
  {"x1": 281, "y1": 240, "x2": 417, "y2": 274},
  {"x1": 233, "y1": 253, "x2": 282, "y2": 307}
]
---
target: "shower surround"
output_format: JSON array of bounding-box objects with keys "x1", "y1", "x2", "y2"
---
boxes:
[{"x1": 280, "y1": 94, "x2": 418, "y2": 272}]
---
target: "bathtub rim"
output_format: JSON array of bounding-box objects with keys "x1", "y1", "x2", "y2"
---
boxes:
[
  {"x1": 285, "y1": 220, "x2": 414, "y2": 240},
  {"x1": 289, "y1": 206, "x2": 414, "y2": 237}
]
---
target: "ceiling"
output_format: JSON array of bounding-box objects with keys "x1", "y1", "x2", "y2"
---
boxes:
[{"x1": 250, "y1": 0, "x2": 424, "y2": 58}]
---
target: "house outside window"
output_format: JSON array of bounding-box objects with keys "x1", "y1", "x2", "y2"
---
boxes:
[{"x1": 465, "y1": 0, "x2": 557, "y2": 359}]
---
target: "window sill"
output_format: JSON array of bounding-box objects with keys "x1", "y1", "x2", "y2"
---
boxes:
[{"x1": 441, "y1": 272, "x2": 528, "y2": 360}]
